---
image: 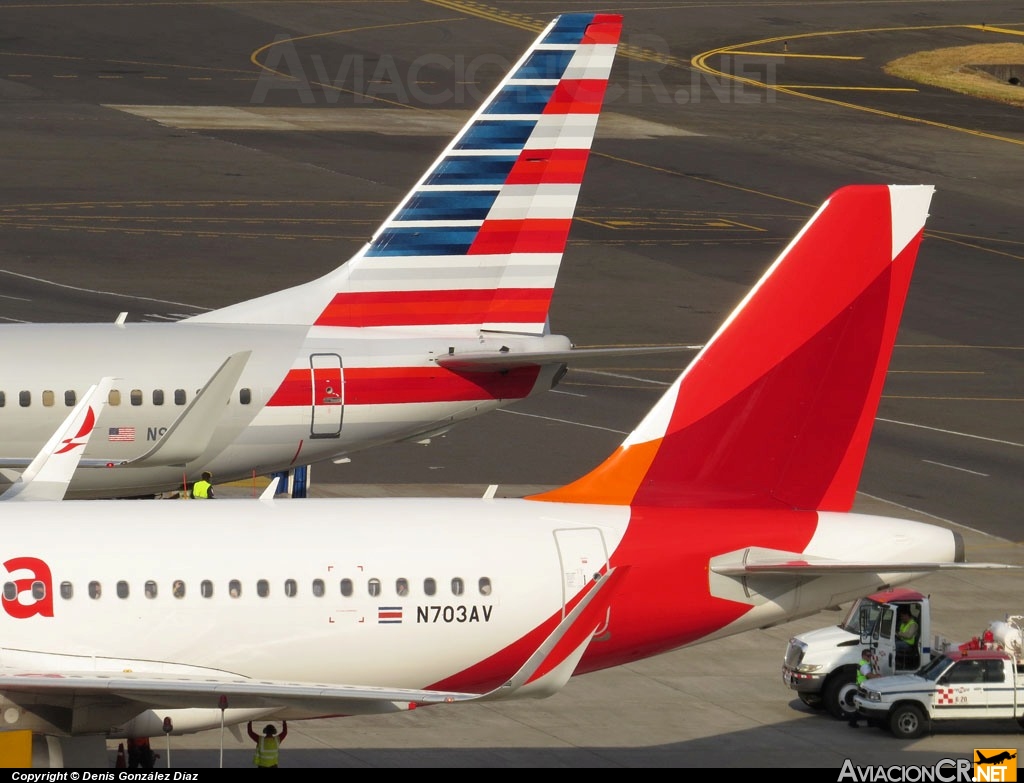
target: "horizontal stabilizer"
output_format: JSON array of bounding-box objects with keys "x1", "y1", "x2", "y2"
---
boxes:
[
  {"x1": 436, "y1": 344, "x2": 700, "y2": 371},
  {"x1": 710, "y1": 546, "x2": 1019, "y2": 576},
  {"x1": 114, "y1": 351, "x2": 251, "y2": 468}
]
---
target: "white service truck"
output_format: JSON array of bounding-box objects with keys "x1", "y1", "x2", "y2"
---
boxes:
[
  {"x1": 782, "y1": 588, "x2": 948, "y2": 720},
  {"x1": 853, "y1": 615, "x2": 1024, "y2": 738}
]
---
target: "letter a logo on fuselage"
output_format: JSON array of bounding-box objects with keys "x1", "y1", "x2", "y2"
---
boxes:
[{"x1": 2, "y1": 556, "x2": 54, "y2": 619}]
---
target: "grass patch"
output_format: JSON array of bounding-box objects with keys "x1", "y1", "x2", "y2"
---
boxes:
[{"x1": 884, "y1": 43, "x2": 1024, "y2": 108}]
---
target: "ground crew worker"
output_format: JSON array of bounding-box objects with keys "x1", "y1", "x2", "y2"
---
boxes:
[
  {"x1": 191, "y1": 471, "x2": 215, "y2": 499},
  {"x1": 248, "y1": 720, "x2": 287, "y2": 768},
  {"x1": 848, "y1": 648, "x2": 877, "y2": 727},
  {"x1": 127, "y1": 737, "x2": 156, "y2": 769},
  {"x1": 897, "y1": 607, "x2": 919, "y2": 651}
]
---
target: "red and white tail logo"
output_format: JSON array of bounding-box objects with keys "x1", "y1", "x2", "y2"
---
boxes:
[{"x1": 532, "y1": 185, "x2": 935, "y2": 512}]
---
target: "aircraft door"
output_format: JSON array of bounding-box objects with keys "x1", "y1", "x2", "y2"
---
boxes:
[
  {"x1": 554, "y1": 527, "x2": 609, "y2": 625},
  {"x1": 310, "y1": 353, "x2": 343, "y2": 438}
]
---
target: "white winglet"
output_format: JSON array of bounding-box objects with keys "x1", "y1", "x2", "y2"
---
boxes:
[
  {"x1": 259, "y1": 476, "x2": 285, "y2": 502},
  {"x1": 0, "y1": 378, "x2": 115, "y2": 502}
]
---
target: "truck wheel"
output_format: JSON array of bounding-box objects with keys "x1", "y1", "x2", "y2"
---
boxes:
[
  {"x1": 889, "y1": 704, "x2": 927, "y2": 739},
  {"x1": 799, "y1": 693, "x2": 825, "y2": 710},
  {"x1": 824, "y1": 671, "x2": 859, "y2": 720}
]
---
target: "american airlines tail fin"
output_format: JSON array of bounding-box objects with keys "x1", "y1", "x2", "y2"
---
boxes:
[
  {"x1": 186, "y1": 14, "x2": 623, "y2": 334},
  {"x1": 1, "y1": 378, "x2": 115, "y2": 502},
  {"x1": 531, "y1": 185, "x2": 935, "y2": 512}
]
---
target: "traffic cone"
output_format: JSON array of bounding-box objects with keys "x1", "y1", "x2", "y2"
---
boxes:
[{"x1": 116, "y1": 742, "x2": 126, "y2": 769}]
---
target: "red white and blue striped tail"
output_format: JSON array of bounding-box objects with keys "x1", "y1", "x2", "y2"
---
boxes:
[
  {"x1": 190, "y1": 14, "x2": 622, "y2": 332},
  {"x1": 532, "y1": 185, "x2": 935, "y2": 513}
]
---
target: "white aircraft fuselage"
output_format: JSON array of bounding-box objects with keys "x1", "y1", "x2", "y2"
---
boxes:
[
  {"x1": 0, "y1": 323, "x2": 567, "y2": 497},
  {"x1": 0, "y1": 497, "x2": 961, "y2": 737}
]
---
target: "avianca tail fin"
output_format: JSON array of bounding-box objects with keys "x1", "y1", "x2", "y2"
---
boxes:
[
  {"x1": 0, "y1": 378, "x2": 115, "y2": 502},
  {"x1": 186, "y1": 14, "x2": 623, "y2": 334},
  {"x1": 532, "y1": 185, "x2": 935, "y2": 512}
]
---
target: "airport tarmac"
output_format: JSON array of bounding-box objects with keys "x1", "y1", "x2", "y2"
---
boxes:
[{"x1": 1, "y1": 0, "x2": 1021, "y2": 770}]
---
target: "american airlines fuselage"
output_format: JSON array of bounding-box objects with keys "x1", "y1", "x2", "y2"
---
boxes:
[{"x1": 0, "y1": 323, "x2": 568, "y2": 498}]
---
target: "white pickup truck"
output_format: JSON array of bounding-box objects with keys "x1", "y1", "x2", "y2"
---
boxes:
[
  {"x1": 782, "y1": 588, "x2": 942, "y2": 720},
  {"x1": 852, "y1": 617, "x2": 1024, "y2": 739}
]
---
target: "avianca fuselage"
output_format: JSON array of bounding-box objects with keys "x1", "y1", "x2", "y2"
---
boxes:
[
  {"x1": 0, "y1": 324, "x2": 567, "y2": 497},
  {"x1": 0, "y1": 497, "x2": 961, "y2": 735}
]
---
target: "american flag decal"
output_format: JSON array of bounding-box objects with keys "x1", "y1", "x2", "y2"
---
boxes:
[
  {"x1": 378, "y1": 606, "x2": 403, "y2": 624},
  {"x1": 108, "y1": 426, "x2": 135, "y2": 442}
]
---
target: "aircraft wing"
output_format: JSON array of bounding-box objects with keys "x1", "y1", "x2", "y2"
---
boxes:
[
  {"x1": 0, "y1": 567, "x2": 625, "y2": 729},
  {"x1": 0, "y1": 670, "x2": 478, "y2": 724},
  {"x1": 436, "y1": 345, "x2": 701, "y2": 372}
]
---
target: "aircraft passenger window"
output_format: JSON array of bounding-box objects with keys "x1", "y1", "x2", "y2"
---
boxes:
[
  {"x1": 340, "y1": 578, "x2": 354, "y2": 597},
  {"x1": 312, "y1": 579, "x2": 325, "y2": 597},
  {"x1": 64, "y1": 390, "x2": 76, "y2": 406},
  {"x1": 423, "y1": 578, "x2": 436, "y2": 597},
  {"x1": 2, "y1": 583, "x2": 15, "y2": 601},
  {"x1": 174, "y1": 389, "x2": 187, "y2": 405},
  {"x1": 451, "y1": 577, "x2": 464, "y2": 596},
  {"x1": 152, "y1": 389, "x2": 164, "y2": 406},
  {"x1": 19, "y1": 391, "x2": 30, "y2": 408},
  {"x1": 31, "y1": 581, "x2": 45, "y2": 600},
  {"x1": 396, "y1": 578, "x2": 409, "y2": 597},
  {"x1": 145, "y1": 581, "x2": 158, "y2": 599},
  {"x1": 130, "y1": 389, "x2": 143, "y2": 406},
  {"x1": 0, "y1": 391, "x2": 5, "y2": 407},
  {"x1": 89, "y1": 581, "x2": 102, "y2": 599},
  {"x1": 108, "y1": 389, "x2": 121, "y2": 406},
  {"x1": 478, "y1": 577, "x2": 492, "y2": 596},
  {"x1": 257, "y1": 579, "x2": 270, "y2": 598},
  {"x1": 116, "y1": 581, "x2": 129, "y2": 599},
  {"x1": 229, "y1": 579, "x2": 241, "y2": 598},
  {"x1": 201, "y1": 580, "x2": 213, "y2": 598},
  {"x1": 60, "y1": 582, "x2": 73, "y2": 600},
  {"x1": 239, "y1": 388, "x2": 252, "y2": 405},
  {"x1": 284, "y1": 579, "x2": 298, "y2": 597},
  {"x1": 367, "y1": 578, "x2": 381, "y2": 597},
  {"x1": 42, "y1": 390, "x2": 55, "y2": 407},
  {"x1": 172, "y1": 580, "x2": 185, "y2": 599}
]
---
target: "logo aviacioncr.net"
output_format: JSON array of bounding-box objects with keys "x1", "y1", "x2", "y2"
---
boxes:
[{"x1": 975, "y1": 749, "x2": 1018, "y2": 782}]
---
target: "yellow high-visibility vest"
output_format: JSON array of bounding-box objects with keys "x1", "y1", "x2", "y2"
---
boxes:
[{"x1": 254, "y1": 736, "x2": 280, "y2": 767}]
